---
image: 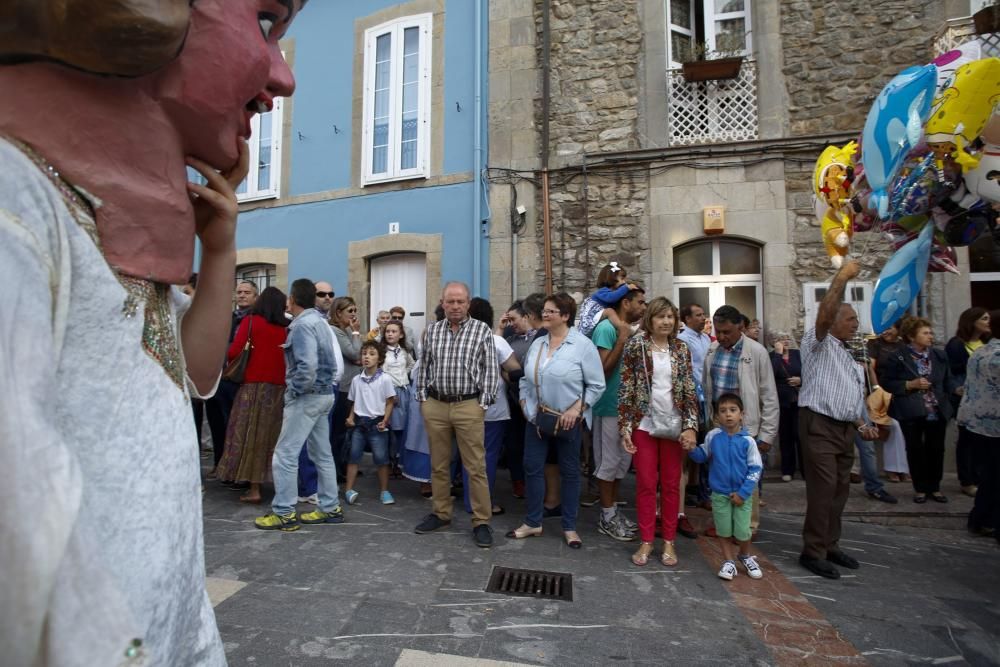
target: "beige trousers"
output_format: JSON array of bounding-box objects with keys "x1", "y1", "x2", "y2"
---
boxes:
[{"x1": 421, "y1": 397, "x2": 491, "y2": 527}]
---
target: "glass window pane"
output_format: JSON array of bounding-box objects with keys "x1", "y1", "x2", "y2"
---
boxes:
[
  {"x1": 715, "y1": 0, "x2": 744, "y2": 13},
  {"x1": 670, "y1": 0, "x2": 692, "y2": 29},
  {"x1": 678, "y1": 286, "x2": 711, "y2": 313},
  {"x1": 375, "y1": 33, "x2": 391, "y2": 62},
  {"x1": 724, "y1": 285, "x2": 757, "y2": 320},
  {"x1": 715, "y1": 18, "x2": 746, "y2": 52},
  {"x1": 971, "y1": 280, "x2": 1000, "y2": 310},
  {"x1": 673, "y1": 243, "x2": 713, "y2": 277},
  {"x1": 403, "y1": 26, "x2": 419, "y2": 56},
  {"x1": 719, "y1": 242, "x2": 760, "y2": 275},
  {"x1": 256, "y1": 110, "x2": 272, "y2": 191},
  {"x1": 671, "y1": 31, "x2": 692, "y2": 63}
]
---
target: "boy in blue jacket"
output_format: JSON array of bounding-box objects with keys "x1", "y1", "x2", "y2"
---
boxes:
[{"x1": 686, "y1": 393, "x2": 764, "y2": 581}]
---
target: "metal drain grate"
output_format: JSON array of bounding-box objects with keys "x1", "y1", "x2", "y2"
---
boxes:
[{"x1": 485, "y1": 566, "x2": 573, "y2": 601}]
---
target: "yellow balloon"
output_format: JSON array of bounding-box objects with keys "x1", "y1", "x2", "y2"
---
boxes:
[{"x1": 926, "y1": 57, "x2": 1000, "y2": 170}]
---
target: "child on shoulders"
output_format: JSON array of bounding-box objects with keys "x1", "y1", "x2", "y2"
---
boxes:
[
  {"x1": 685, "y1": 392, "x2": 764, "y2": 581},
  {"x1": 345, "y1": 341, "x2": 397, "y2": 505},
  {"x1": 577, "y1": 261, "x2": 635, "y2": 337}
]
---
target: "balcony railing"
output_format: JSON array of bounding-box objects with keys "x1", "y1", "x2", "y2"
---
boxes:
[
  {"x1": 934, "y1": 16, "x2": 1000, "y2": 56},
  {"x1": 666, "y1": 58, "x2": 758, "y2": 146}
]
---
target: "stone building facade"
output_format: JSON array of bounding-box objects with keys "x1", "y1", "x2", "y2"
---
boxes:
[{"x1": 487, "y1": 0, "x2": 980, "y2": 340}]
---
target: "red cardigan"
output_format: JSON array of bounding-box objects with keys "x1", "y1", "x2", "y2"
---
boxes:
[{"x1": 227, "y1": 314, "x2": 287, "y2": 385}]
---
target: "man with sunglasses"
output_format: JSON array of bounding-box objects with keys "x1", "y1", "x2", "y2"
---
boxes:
[{"x1": 314, "y1": 282, "x2": 335, "y2": 317}]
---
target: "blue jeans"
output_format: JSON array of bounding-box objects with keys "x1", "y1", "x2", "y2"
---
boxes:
[
  {"x1": 855, "y1": 434, "x2": 885, "y2": 495},
  {"x1": 349, "y1": 416, "x2": 390, "y2": 465},
  {"x1": 523, "y1": 421, "x2": 581, "y2": 531},
  {"x1": 464, "y1": 420, "x2": 508, "y2": 512},
  {"x1": 271, "y1": 392, "x2": 340, "y2": 516}
]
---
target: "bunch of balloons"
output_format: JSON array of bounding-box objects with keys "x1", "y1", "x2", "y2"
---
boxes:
[{"x1": 811, "y1": 39, "x2": 1000, "y2": 333}]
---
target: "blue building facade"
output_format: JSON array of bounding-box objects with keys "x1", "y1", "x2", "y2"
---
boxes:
[{"x1": 234, "y1": 0, "x2": 489, "y2": 332}]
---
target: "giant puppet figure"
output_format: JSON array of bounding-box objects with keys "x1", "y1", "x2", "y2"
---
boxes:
[{"x1": 0, "y1": 1, "x2": 306, "y2": 664}]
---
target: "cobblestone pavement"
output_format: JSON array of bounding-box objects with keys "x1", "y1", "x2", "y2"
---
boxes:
[{"x1": 202, "y1": 462, "x2": 1000, "y2": 666}]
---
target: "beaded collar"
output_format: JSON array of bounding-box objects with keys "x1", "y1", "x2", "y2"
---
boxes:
[{"x1": 13, "y1": 137, "x2": 185, "y2": 392}]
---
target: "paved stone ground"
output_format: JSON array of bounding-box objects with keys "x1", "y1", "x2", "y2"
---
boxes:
[{"x1": 202, "y1": 461, "x2": 1000, "y2": 666}]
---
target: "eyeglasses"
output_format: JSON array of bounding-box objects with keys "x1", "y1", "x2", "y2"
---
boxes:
[
  {"x1": 315, "y1": 291, "x2": 334, "y2": 298},
  {"x1": 542, "y1": 309, "x2": 562, "y2": 316},
  {"x1": 346, "y1": 307, "x2": 357, "y2": 313}
]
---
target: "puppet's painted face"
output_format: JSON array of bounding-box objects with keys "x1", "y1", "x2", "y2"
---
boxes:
[{"x1": 156, "y1": 0, "x2": 301, "y2": 171}]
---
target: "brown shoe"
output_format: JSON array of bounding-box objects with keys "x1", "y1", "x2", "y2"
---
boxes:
[
  {"x1": 677, "y1": 515, "x2": 697, "y2": 539},
  {"x1": 850, "y1": 472, "x2": 862, "y2": 484}
]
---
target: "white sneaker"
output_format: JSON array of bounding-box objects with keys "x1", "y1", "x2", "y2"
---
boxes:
[
  {"x1": 297, "y1": 494, "x2": 319, "y2": 505},
  {"x1": 618, "y1": 513, "x2": 638, "y2": 533},
  {"x1": 718, "y1": 560, "x2": 738, "y2": 581},
  {"x1": 738, "y1": 553, "x2": 763, "y2": 579},
  {"x1": 781, "y1": 475, "x2": 792, "y2": 482}
]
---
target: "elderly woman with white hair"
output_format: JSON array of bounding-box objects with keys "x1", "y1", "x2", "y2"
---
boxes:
[{"x1": 770, "y1": 331, "x2": 802, "y2": 481}]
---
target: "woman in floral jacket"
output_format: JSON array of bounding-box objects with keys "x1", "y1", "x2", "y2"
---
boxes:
[{"x1": 618, "y1": 296, "x2": 700, "y2": 567}]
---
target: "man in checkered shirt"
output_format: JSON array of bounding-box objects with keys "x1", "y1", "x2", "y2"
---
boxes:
[{"x1": 414, "y1": 282, "x2": 499, "y2": 547}]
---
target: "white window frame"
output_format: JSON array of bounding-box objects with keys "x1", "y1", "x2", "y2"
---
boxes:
[
  {"x1": 237, "y1": 97, "x2": 284, "y2": 202},
  {"x1": 803, "y1": 281, "x2": 874, "y2": 334},
  {"x1": 361, "y1": 13, "x2": 433, "y2": 186},
  {"x1": 672, "y1": 238, "x2": 764, "y2": 328},
  {"x1": 666, "y1": 0, "x2": 752, "y2": 67}
]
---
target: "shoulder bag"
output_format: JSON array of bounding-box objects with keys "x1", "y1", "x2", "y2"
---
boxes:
[
  {"x1": 222, "y1": 316, "x2": 254, "y2": 383},
  {"x1": 533, "y1": 343, "x2": 569, "y2": 438},
  {"x1": 640, "y1": 337, "x2": 682, "y2": 440}
]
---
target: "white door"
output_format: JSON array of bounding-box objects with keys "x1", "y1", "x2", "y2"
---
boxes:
[{"x1": 370, "y1": 253, "x2": 427, "y2": 336}]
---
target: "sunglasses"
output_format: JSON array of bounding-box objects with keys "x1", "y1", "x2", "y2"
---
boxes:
[{"x1": 315, "y1": 291, "x2": 335, "y2": 298}]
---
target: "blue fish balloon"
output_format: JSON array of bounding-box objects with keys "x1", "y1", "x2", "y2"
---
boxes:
[
  {"x1": 862, "y1": 65, "x2": 938, "y2": 218},
  {"x1": 871, "y1": 221, "x2": 934, "y2": 333}
]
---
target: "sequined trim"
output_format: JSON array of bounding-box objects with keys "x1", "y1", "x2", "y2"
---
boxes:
[
  {"x1": 7, "y1": 136, "x2": 102, "y2": 247},
  {"x1": 117, "y1": 275, "x2": 185, "y2": 391},
  {"x1": 10, "y1": 136, "x2": 185, "y2": 392}
]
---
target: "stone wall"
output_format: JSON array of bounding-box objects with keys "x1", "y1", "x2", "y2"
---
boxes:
[
  {"x1": 534, "y1": 0, "x2": 651, "y2": 293},
  {"x1": 781, "y1": 0, "x2": 944, "y2": 136}
]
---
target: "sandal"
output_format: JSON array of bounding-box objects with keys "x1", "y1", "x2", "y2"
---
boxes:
[
  {"x1": 505, "y1": 524, "x2": 543, "y2": 539},
  {"x1": 631, "y1": 541, "x2": 654, "y2": 566},
  {"x1": 887, "y1": 473, "x2": 901, "y2": 483},
  {"x1": 564, "y1": 531, "x2": 582, "y2": 549},
  {"x1": 239, "y1": 494, "x2": 263, "y2": 504},
  {"x1": 492, "y1": 505, "x2": 506, "y2": 516},
  {"x1": 661, "y1": 540, "x2": 678, "y2": 566},
  {"x1": 914, "y1": 494, "x2": 927, "y2": 504}
]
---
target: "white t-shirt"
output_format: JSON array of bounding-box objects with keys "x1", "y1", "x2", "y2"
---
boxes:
[
  {"x1": 382, "y1": 344, "x2": 414, "y2": 388},
  {"x1": 639, "y1": 350, "x2": 680, "y2": 433},
  {"x1": 348, "y1": 371, "x2": 397, "y2": 418},
  {"x1": 486, "y1": 335, "x2": 515, "y2": 422}
]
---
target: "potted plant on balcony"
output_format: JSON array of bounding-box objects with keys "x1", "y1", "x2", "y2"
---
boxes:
[{"x1": 679, "y1": 33, "x2": 746, "y2": 83}]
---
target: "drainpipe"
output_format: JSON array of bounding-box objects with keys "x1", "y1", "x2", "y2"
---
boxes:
[
  {"x1": 472, "y1": 0, "x2": 485, "y2": 296},
  {"x1": 541, "y1": 0, "x2": 553, "y2": 293}
]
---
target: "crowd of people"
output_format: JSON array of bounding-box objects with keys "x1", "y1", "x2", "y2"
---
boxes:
[{"x1": 199, "y1": 259, "x2": 1000, "y2": 583}]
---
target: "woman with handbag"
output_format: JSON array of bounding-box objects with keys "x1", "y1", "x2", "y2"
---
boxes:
[
  {"x1": 618, "y1": 297, "x2": 700, "y2": 566},
  {"x1": 509, "y1": 292, "x2": 605, "y2": 548},
  {"x1": 216, "y1": 286, "x2": 290, "y2": 503},
  {"x1": 881, "y1": 317, "x2": 961, "y2": 503}
]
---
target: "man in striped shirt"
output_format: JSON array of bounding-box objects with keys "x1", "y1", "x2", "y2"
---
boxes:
[
  {"x1": 798, "y1": 260, "x2": 880, "y2": 579},
  {"x1": 414, "y1": 282, "x2": 500, "y2": 547}
]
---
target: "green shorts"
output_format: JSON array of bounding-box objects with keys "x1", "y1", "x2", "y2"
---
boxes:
[{"x1": 711, "y1": 492, "x2": 753, "y2": 541}]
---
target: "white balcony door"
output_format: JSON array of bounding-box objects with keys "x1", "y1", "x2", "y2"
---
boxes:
[{"x1": 370, "y1": 253, "x2": 427, "y2": 335}]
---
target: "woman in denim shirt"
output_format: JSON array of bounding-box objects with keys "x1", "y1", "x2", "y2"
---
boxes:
[
  {"x1": 959, "y1": 310, "x2": 1000, "y2": 540},
  {"x1": 509, "y1": 292, "x2": 606, "y2": 548}
]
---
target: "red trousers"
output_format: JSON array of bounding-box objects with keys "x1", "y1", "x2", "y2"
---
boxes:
[{"x1": 633, "y1": 428, "x2": 684, "y2": 543}]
